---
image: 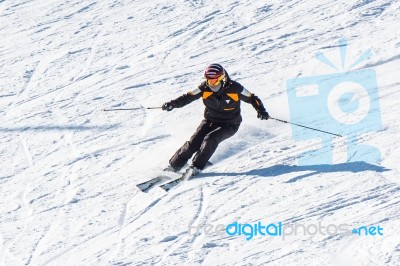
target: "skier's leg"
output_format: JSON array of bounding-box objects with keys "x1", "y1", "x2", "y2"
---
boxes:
[
  {"x1": 169, "y1": 120, "x2": 216, "y2": 170},
  {"x1": 192, "y1": 123, "x2": 239, "y2": 169}
]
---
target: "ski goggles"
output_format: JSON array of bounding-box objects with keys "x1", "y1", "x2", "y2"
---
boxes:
[{"x1": 206, "y1": 74, "x2": 224, "y2": 87}]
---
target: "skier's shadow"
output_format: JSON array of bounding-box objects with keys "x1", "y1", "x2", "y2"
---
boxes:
[{"x1": 205, "y1": 161, "x2": 390, "y2": 183}]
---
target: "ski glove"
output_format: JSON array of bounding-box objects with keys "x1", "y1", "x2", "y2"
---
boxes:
[
  {"x1": 162, "y1": 102, "x2": 174, "y2": 111},
  {"x1": 257, "y1": 111, "x2": 270, "y2": 120}
]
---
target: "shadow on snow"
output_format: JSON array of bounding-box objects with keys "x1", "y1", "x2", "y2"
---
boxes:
[
  {"x1": 0, "y1": 124, "x2": 120, "y2": 132},
  {"x1": 205, "y1": 161, "x2": 390, "y2": 183}
]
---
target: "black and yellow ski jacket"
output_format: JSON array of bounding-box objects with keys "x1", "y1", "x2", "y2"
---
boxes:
[{"x1": 169, "y1": 72, "x2": 267, "y2": 125}]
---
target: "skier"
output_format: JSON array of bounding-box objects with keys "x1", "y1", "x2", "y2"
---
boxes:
[{"x1": 162, "y1": 63, "x2": 269, "y2": 177}]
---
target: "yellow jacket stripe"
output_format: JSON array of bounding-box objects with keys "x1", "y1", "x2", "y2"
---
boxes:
[
  {"x1": 227, "y1": 93, "x2": 239, "y2": 102},
  {"x1": 203, "y1": 91, "x2": 213, "y2": 99}
]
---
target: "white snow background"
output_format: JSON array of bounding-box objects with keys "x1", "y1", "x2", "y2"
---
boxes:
[{"x1": 1, "y1": 0, "x2": 400, "y2": 265}]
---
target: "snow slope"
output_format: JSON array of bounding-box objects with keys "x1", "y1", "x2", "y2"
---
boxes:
[{"x1": 1, "y1": 0, "x2": 400, "y2": 265}]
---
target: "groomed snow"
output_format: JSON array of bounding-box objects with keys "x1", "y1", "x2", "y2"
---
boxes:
[{"x1": 1, "y1": 0, "x2": 400, "y2": 265}]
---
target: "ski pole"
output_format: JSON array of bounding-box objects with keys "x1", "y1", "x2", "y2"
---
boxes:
[
  {"x1": 270, "y1": 117, "x2": 342, "y2": 137},
  {"x1": 101, "y1": 107, "x2": 162, "y2": 111}
]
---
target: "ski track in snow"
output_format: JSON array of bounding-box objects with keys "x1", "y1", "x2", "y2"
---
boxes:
[
  {"x1": 106, "y1": 102, "x2": 161, "y2": 263},
  {"x1": 156, "y1": 185, "x2": 209, "y2": 265},
  {"x1": 1, "y1": 0, "x2": 400, "y2": 265},
  {"x1": 11, "y1": 33, "x2": 99, "y2": 264}
]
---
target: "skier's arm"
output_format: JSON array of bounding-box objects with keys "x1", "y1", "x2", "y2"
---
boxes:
[
  {"x1": 162, "y1": 88, "x2": 202, "y2": 111},
  {"x1": 239, "y1": 87, "x2": 266, "y2": 112},
  {"x1": 171, "y1": 88, "x2": 202, "y2": 107},
  {"x1": 240, "y1": 87, "x2": 270, "y2": 120}
]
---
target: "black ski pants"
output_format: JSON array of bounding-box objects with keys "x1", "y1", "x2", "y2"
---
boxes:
[{"x1": 169, "y1": 119, "x2": 239, "y2": 170}]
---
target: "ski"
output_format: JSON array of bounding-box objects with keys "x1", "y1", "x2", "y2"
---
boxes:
[
  {"x1": 136, "y1": 175, "x2": 171, "y2": 193},
  {"x1": 136, "y1": 166, "x2": 185, "y2": 193},
  {"x1": 139, "y1": 162, "x2": 213, "y2": 193},
  {"x1": 159, "y1": 175, "x2": 187, "y2": 192},
  {"x1": 159, "y1": 177, "x2": 185, "y2": 192},
  {"x1": 159, "y1": 166, "x2": 200, "y2": 192}
]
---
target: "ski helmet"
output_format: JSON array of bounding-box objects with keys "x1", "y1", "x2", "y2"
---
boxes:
[{"x1": 204, "y1": 63, "x2": 225, "y2": 79}]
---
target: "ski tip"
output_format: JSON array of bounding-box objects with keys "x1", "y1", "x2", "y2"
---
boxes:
[
  {"x1": 136, "y1": 185, "x2": 149, "y2": 193},
  {"x1": 159, "y1": 186, "x2": 170, "y2": 192}
]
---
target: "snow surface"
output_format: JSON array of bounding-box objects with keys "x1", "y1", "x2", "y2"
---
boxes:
[{"x1": 1, "y1": 0, "x2": 400, "y2": 265}]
